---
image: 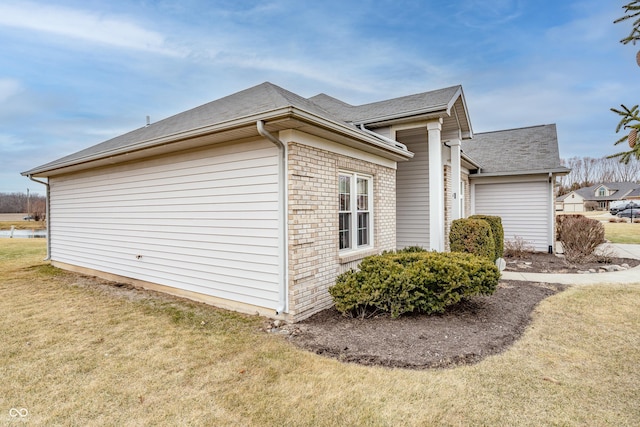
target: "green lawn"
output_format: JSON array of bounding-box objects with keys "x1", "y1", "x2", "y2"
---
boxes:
[
  {"x1": 1, "y1": 239, "x2": 640, "y2": 426},
  {"x1": 604, "y1": 221, "x2": 640, "y2": 244}
]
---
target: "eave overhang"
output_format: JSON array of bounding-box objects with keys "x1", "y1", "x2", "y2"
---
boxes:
[
  {"x1": 468, "y1": 167, "x2": 571, "y2": 179},
  {"x1": 23, "y1": 107, "x2": 414, "y2": 178},
  {"x1": 354, "y1": 86, "x2": 473, "y2": 140}
]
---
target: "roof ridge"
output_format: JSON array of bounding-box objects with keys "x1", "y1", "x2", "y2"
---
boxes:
[
  {"x1": 352, "y1": 85, "x2": 461, "y2": 109},
  {"x1": 474, "y1": 123, "x2": 556, "y2": 135}
]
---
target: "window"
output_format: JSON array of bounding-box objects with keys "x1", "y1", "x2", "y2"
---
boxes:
[
  {"x1": 339, "y1": 172, "x2": 373, "y2": 251},
  {"x1": 598, "y1": 187, "x2": 606, "y2": 197}
]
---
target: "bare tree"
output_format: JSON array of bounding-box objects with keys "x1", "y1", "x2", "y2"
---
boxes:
[
  {"x1": 557, "y1": 156, "x2": 640, "y2": 195},
  {"x1": 0, "y1": 192, "x2": 46, "y2": 214}
]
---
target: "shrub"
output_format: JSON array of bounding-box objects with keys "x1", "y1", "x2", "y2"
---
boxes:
[
  {"x1": 329, "y1": 251, "x2": 500, "y2": 318},
  {"x1": 470, "y1": 215, "x2": 504, "y2": 260},
  {"x1": 556, "y1": 214, "x2": 583, "y2": 240},
  {"x1": 584, "y1": 201, "x2": 599, "y2": 211},
  {"x1": 504, "y1": 236, "x2": 535, "y2": 258},
  {"x1": 397, "y1": 246, "x2": 427, "y2": 253},
  {"x1": 556, "y1": 215, "x2": 605, "y2": 263},
  {"x1": 449, "y1": 218, "x2": 495, "y2": 260}
]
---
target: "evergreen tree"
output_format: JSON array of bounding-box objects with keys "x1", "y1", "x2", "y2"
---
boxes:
[{"x1": 610, "y1": 1, "x2": 640, "y2": 163}]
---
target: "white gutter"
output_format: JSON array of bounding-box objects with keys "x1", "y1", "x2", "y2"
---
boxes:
[
  {"x1": 358, "y1": 124, "x2": 408, "y2": 151},
  {"x1": 256, "y1": 120, "x2": 288, "y2": 316},
  {"x1": 469, "y1": 167, "x2": 571, "y2": 178},
  {"x1": 25, "y1": 107, "x2": 412, "y2": 178},
  {"x1": 549, "y1": 172, "x2": 554, "y2": 254},
  {"x1": 27, "y1": 175, "x2": 51, "y2": 261}
]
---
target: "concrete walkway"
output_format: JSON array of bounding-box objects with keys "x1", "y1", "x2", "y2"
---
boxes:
[{"x1": 502, "y1": 243, "x2": 640, "y2": 285}]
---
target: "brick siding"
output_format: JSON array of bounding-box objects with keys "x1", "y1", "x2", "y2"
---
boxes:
[{"x1": 287, "y1": 142, "x2": 396, "y2": 322}]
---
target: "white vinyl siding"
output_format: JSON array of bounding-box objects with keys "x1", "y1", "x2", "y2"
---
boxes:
[
  {"x1": 474, "y1": 180, "x2": 550, "y2": 252},
  {"x1": 49, "y1": 139, "x2": 281, "y2": 310},
  {"x1": 396, "y1": 138, "x2": 430, "y2": 249}
]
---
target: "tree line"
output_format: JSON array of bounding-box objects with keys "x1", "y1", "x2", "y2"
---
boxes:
[
  {"x1": 0, "y1": 192, "x2": 46, "y2": 217},
  {"x1": 557, "y1": 156, "x2": 640, "y2": 196}
]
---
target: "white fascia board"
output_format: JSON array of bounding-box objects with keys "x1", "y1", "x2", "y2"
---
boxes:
[
  {"x1": 461, "y1": 152, "x2": 481, "y2": 169},
  {"x1": 23, "y1": 108, "x2": 295, "y2": 177},
  {"x1": 469, "y1": 168, "x2": 571, "y2": 179},
  {"x1": 353, "y1": 109, "x2": 448, "y2": 128},
  {"x1": 288, "y1": 107, "x2": 414, "y2": 161},
  {"x1": 24, "y1": 106, "x2": 413, "y2": 177},
  {"x1": 448, "y1": 86, "x2": 473, "y2": 138},
  {"x1": 280, "y1": 129, "x2": 397, "y2": 170}
]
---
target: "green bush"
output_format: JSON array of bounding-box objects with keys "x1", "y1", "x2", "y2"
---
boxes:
[
  {"x1": 329, "y1": 250, "x2": 500, "y2": 318},
  {"x1": 449, "y1": 218, "x2": 495, "y2": 260},
  {"x1": 470, "y1": 215, "x2": 504, "y2": 260}
]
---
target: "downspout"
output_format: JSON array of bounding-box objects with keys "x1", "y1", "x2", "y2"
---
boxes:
[
  {"x1": 358, "y1": 124, "x2": 408, "y2": 151},
  {"x1": 27, "y1": 175, "x2": 51, "y2": 261},
  {"x1": 549, "y1": 172, "x2": 554, "y2": 254},
  {"x1": 256, "y1": 120, "x2": 287, "y2": 316}
]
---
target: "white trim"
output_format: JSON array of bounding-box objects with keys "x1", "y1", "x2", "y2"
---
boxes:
[
  {"x1": 427, "y1": 119, "x2": 444, "y2": 251},
  {"x1": 449, "y1": 138, "x2": 462, "y2": 220},
  {"x1": 338, "y1": 171, "x2": 374, "y2": 255},
  {"x1": 279, "y1": 129, "x2": 397, "y2": 169}
]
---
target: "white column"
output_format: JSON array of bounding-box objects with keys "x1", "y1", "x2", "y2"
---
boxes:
[
  {"x1": 428, "y1": 119, "x2": 444, "y2": 252},
  {"x1": 449, "y1": 138, "x2": 462, "y2": 221}
]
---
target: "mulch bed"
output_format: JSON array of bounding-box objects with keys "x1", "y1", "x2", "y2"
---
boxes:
[
  {"x1": 285, "y1": 253, "x2": 639, "y2": 370},
  {"x1": 503, "y1": 252, "x2": 640, "y2": 273}
]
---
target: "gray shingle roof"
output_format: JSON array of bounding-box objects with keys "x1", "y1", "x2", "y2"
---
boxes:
[
  {"x1": 574, "y1": 182, "x2": 640, "y2": 201},
  {"x1": 309, "y1": 85, "x2": 461, "y2": 123},
  {"x1": 26, "y1": 82, "x2": 351, "y2": 173},
  {"x1": 462, "y1": 124, "x2": 568, "y2": 175},
  {"x1": 24, "y1": 82, "x2": 468, "y2": 175},
  {"x1": 628, "y1": 187, "x2": 640, "y2": 198}
]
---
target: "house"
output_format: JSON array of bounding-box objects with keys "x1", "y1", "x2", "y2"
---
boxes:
[
  {"x1": 628, "y1": 187, "x2": 640, "y2": 200},
  {"x1": 23, "y1": 82, "x2": 568, "y2": 322},
  {"x1": 462, "y1": 125, "x2": 569, "y2": 253},
  {"x1": 556, "y1": 182, "x2": 640, "y2": 212}
]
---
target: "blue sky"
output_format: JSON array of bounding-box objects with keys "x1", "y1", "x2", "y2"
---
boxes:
[{"x1": 1, "y1": 0, "x2": 638, "y2": 194}]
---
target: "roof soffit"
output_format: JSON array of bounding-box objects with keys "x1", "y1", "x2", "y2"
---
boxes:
[{"x1": 25, "y1": 107, "x2": 413, "y2": 177}]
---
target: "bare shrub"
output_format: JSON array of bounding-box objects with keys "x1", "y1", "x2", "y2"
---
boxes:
[
  {"x1": 556, "y1": 215, "x2": 605, "y2": 263},
  {"x1": 504, "y1": 236, "x2": 535, "y2": 258},
  {"x1": 594, "y1": 245, "x2": 617, "y2": 264},
  {"x1": 584, "y1": 201, "x2": 599, "y2": 211},
  {"x1": 555, "y1": 214, "x2": 583, "y2": 240}
]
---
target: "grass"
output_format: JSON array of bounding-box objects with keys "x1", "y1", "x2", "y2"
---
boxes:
[
  {"x1": 557, "y1": 212, "x2": 640, "y2": 244},
  {"x1": 0, "y1": 220, "x2": 46, "y2": 230},
  {"x1": 1, "y1": 239, "x2": 640, "y2": 425},
  {"x1": 604, "y1": 221, "x2": 640, "y2": 244}
]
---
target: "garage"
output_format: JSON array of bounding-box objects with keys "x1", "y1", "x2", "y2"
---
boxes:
[{"x1": 473, "y1": 180, "x2": 553, "y2": 252}]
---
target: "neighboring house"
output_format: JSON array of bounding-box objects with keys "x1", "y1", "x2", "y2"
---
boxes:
[
  {"x1": 462, "y1": 125, "x2": 569, "y2": 253},
  {"x1": 626, "y1": 187, "x2": 640, "y2": 200},
  {"x1": 556, "y1": 182, "x2": 640, "y2": 211},
  {"x1": 22, "y1": 82, "x2": 567, "y2": 322},
  {"x1": 556, "y1": 191, "x2": 585, "y2": 212}
]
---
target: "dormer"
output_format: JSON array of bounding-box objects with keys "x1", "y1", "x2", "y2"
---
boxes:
[{"x1": 594, "y1": 185, "x2": 612, "y2": 197}]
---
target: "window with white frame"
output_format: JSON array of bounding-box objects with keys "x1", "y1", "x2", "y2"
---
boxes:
[
  {"x1": 598, "y1": 187, "x2": 606, "y2": 197},
  {"x1": 339, "y1": 172, "x2": 373, "y2": 251}
]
